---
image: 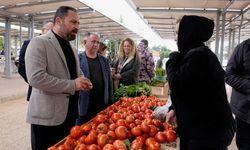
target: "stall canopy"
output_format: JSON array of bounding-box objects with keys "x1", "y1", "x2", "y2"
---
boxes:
[{"x1": 0, "y1": 0, "x2": 250, "y2": 41}]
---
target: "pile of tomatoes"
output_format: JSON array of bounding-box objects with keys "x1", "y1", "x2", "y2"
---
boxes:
[{"x1": 49, "y1": 95, "x2": 177, "y2": 150}]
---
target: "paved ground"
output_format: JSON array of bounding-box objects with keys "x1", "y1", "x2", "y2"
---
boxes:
[{"x1": 0, "y1": 73, "x2": 237, "y2": 150}]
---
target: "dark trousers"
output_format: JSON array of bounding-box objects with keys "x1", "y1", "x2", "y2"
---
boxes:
[
  {"x1": 31, "y1": 114, "x2": 76, "y2": 150},
  {"x1": 180, "y1": 124, "x2": 235, "y2": 150},
  {"x1": 236, "y1": 117, "x2": 250, "y2": 150}
]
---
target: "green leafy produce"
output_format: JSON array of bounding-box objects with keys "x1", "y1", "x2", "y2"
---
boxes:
[
  {"x1": 155, "y1": 68, "x2": 166, "y2": 76},
  {"x1": 151, "y1": 78, "x2": 166, "y2": 86},
  {"x1": 114, "y1": 82, "x2": 152, "y2": 101}
]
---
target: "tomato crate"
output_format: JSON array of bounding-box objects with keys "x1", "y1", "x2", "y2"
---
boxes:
[{"x1": 49, "y1": 95, "x2": 178, "y2": 150}]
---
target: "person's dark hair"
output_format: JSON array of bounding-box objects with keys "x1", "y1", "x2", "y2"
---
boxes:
[
  {"x1": 53, "y1": 6, "x2": 77, "y2": 23},
  {"x1": 140, "y1": 39, "x2": 148, "y2": 47},
  {"x1": 99, "y1": 42, "x2": 108, "y2": 52}
]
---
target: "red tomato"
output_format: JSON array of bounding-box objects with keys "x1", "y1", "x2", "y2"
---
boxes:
[
  {"x1": 78, "y1": 135, "x2": 87, "y2": 144},
  {"x1": 57, "y1": 144, "x2": 67, "y2": 150},
  {"x1": 147, "y1": 141, "x2": 161, "y2": 150},
  {"x1": 96, "y1": 123, "x2": 108, "y2": 134},
  {"x1": 116, "y1": 119, "x2": 126, "y2": 127},
  {"x1": 81, "y1": 124, "x2": 92, "y2": 135},
  {"x1": 94, "y1": 114, "x2": 108, "y2": 124},
  {"x1": 115, "y1": 126, "x2": 128, "y2": 140},
  {"x1": 165, "y1": 130, "x2": 177, "y2": 143},
  {"x1": 111, "y1": 113, "x2": 122, "y2": 122},
  {"x1": 48, "y1": 146, "x2": 57, "y2": 150},
  {"x1": 131, "y1": 126, "x2": 142, "y2": 137},
  {"x1": 78, "y1": 143, "x2": 87, "y2": 150},
  {"x1": 141, "y1": 122, "x2": 150, "y2": 133},
  {"x1": 128, "y1": 123, "x2": 136, "y2": 129},
  {"x1": 145, "y1": 137, "x2": 156, "y2": 146},
  {"x1": 63, "y1": 136, "x2": 76, "y2": 150},
  {"x1": 107, "y1": 130, "x2": 116, "y2": 140},
  {"x1": 84, "y1": 132, "x2": 97, "y2": 145},
  {"x1": 135, "y1": 136, "x2": 146, "y2": 144},
  {"x1": 87, "y1": 144, "x2": 99, "y2": 150},
  {"x1": 149, "y1": 125, "x2": 158, "y2": 137},
  {"x1": 132, "y1": 104, "x2": 140, "y2": 113},
  {"x1": 152, "y1": 119, "x2": 163, "y2": 128},
  {"x1": 97, "y1": 134, "x2": 109, "y2": 147},
  {"x1": 125, "y1": 115, "x2": 135, "y2": 124},
  {"x1": 108, "y1": 123, "x2": 117, "y2": 131},
  {"x1": 70, "y1": 125, "x2": 82, "y2": 139},
  {"x1": 155, "y1": 132, "x2": 167, "y2": 143},
  {"x1": 113, "y1": 140, "x2": 127, "y2": 150},
  {"x1": 131, "y1": 140, "x2": 143, "y2": 149},
  {"x1": 102, "y1": 144, "x2": 115, "y2": 150}
]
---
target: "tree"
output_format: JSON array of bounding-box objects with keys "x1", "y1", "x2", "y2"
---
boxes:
[
  {"x1": 107, "y1": 39, "x2": 121, "y2": 59},
  {"x1": 0, "y1": 36, "x2": 4, "y2": 53},
  {"x1": 152, "y1": 45, "x2": 171, "y2": 58}
]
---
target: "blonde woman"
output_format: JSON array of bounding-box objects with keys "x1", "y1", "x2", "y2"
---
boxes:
[{"x1": 111, "y1": 38, "x2": 140, "y2": 90}]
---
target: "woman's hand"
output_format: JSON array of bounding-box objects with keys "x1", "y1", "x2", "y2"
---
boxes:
[{"x1": 165, "y1": 110, "x2": 177, "y2": 127}]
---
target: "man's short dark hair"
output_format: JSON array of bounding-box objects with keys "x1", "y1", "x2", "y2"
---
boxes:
[
  {"x1": 53, "y1": 6, "x2": 77, "y2": 23},
  {"x1": 141, "y1": 39, "x2": 148, "y2": 46}
]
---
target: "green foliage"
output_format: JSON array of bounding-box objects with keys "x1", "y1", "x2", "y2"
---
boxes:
[
  {"x1": 107, "y1": 39, "x2": 121, "y2": 60},
  {"x1": 114, "y1": 82, "x2": 152, "y2": 101},
  {"x1": 155, "y1": 68, "x2": 166, "y2": 76},
  {"x1": 152, "y1": 45, "x2": 171, "y2": 58},
  {"x1": 150, "y1": 78, "x2": 166, "y2": 86},
  {"x1": 0, "y1": 36, "x2": 4, "y2": 52}
]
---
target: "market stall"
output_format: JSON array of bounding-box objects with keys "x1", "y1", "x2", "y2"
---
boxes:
[{"x1": 48, "y1": 83, "x2": 176, "y2": 150}]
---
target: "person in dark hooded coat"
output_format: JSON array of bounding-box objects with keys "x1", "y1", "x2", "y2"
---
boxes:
[{"x1": 165, "y1": 15, "x2": 235, "y2": 150}]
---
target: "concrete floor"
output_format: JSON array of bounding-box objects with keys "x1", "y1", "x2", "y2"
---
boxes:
[{"x1": 0, "y1": 98, "x2": 31, "y2": 150}]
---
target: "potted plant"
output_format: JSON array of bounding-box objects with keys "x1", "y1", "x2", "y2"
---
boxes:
[{"x1": 155, "y1": 68, "x2": 166, "y2": 82}]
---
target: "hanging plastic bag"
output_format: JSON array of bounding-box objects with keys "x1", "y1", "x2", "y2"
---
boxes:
[{"x1": 153, "y1": 96, "x2": 172, "y2": 122}]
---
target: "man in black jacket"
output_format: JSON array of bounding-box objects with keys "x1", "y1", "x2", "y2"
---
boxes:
[
  {"x1": 165, "y1": 15, "x2": 235, "y2": 150},
  {"x1": 225, "y1": 39, "x2": 250, "y2": 150},
  {"x1": 18, "y1": 22, "x2": 53, "y2": 101}
]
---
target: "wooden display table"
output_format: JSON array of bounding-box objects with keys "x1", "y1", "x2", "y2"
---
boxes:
[{"x1": 151, "y1": 83, "x2": 169, "y2": 99}]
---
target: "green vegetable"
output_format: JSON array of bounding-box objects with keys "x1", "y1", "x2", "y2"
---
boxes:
[
  {"x1": 114, "y1": 82, "x2": 152, "y2": 101},
  {"x1": 155, "y1": 68, "x2": 166, "y2": 76}
]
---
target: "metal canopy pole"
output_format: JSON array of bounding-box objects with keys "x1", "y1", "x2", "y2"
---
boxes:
[
  {"x1": 4, "y1": 17, "x2": 12, "y2": 78},
  {"x1": 232, "y1": 29, "x2": 236, "y2": 51},
  {"x1": 28, "y1": 16, "x2": 34, "y2": 39},
  {"x1": 228, "y1": 28, "x2": 232, "y2": 58},
  {"x1": 220, "y1": 12, "x2": 226, "y2": 65},
  {"x1": 215, "y1": 10, "x2": 221, "y2": 57},
  {"x1": 19, "y1": 21, "x2": 22, "y2": 48},
  {"x1": 238, "y1": 14, "x2": 244, "y2": 44}
]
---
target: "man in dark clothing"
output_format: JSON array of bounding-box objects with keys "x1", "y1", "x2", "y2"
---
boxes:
[
  {"x1": 165, "y1": 15, "x2": 235, "y2": 150},
  {"x1": 77, "y1": 33, "x2": 113, "y2": 125},
  {"x1": 225, "y1": 39, "x2": 250, "y2": 150},
  {"x1": 18, "y1": 22, "x2": 53, "y2": 101}
]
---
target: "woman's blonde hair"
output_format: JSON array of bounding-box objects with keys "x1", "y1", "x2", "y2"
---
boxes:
[{"x1": 118, "y1": 38, "x2": 136, "y2": 59}]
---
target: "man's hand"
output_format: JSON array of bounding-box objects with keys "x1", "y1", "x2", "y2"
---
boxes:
[{"x1": 75, "y1": 76, "x2": 93, "y2": 91}]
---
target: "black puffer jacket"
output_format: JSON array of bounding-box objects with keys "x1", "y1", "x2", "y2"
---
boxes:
[
  {"x1": 225, "y1": 38, "x2": 250, "y2": 124},
  {"x1": 166, "y1": 15, "x2": 235, "y2": 139}
]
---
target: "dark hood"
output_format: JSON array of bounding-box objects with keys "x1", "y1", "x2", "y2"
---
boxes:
[{"x1": 177, "y1": 15, "x2": 214, "y2": 54}]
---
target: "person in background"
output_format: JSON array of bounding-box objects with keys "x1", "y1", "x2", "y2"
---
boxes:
[
  {"x1": 165, "y1": 15, "x2": 235, "y2": 150},
  {"x1": 138, "y1": 39, "x2": 155, "y2": 84},
  {"x1": 156, "y1": 55, "x2": 164, "y2": 68},
  {"x1": 98, "y1": 42, "x2": 108, "y2": 57},
  {"x1": 18, "y1": 22, "x2": 53, "y2": 101},
  {"x1": 77, "y1": 33, "x2": 113, "y2": 125},
  {"x1": 225, "y1": 38, "x2": 250, "y2": 150},
  {"x1": 111, "y1": 37, "x2": 140, "y2": 90},
  {"x1": 25, "y1": 6, "x2": 92, "y2": 150}
]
